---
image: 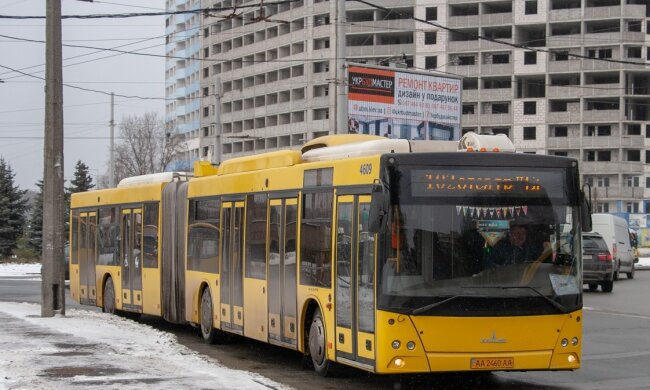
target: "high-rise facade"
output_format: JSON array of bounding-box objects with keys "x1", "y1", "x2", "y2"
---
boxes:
[
  {"x1": 192, "y1": 0, "x2": 650, "y2": 215},
  {"x1": 165, "y1": 0, "x2": 203, "y2": 170}
]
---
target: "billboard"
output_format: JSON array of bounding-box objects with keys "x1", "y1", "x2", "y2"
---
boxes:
[{"x1": 347, "y1": 64, "x2": 462, "y2": 141}]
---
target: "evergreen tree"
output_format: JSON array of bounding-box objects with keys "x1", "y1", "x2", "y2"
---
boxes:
[
  {"x1": 28, "y1": 180, "x2": 44, "y2": 253},
  {"x1": 0, "y1": 158, "x2": 29, "y2": 257},
  {"x1": 67, "y1": 160, "x2": 95, "y2": 193}
]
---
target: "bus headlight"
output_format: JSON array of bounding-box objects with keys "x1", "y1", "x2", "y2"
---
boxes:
[
  {"x1": 561, "y1": 338, "x2": 568, "y2": 347},
  {"x1": 391, "y1": 340, "x2": 401, "y2": 349},
  {"x1": 571, "y1": 337, "x2": 579, "y2": 346},
  {"x1": 406, "y1": 341, "x2": 416, "y2": 350}
]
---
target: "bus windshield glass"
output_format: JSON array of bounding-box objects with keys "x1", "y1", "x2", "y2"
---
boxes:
[{"x1": 377, "y1": 165, "x2": 582, "y2": 316}]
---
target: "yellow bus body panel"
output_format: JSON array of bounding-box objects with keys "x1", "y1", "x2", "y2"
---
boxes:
[{"x1": 375, "y1": 310, "x2": 582, "y2": 373}]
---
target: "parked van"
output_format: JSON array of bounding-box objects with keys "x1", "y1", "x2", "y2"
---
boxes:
[{"x1": 591, "y1": 213, "x2": 636, "y2": 280}]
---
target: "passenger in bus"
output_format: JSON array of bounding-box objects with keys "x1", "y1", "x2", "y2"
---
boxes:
[{"x1": 485, "y1": 224, "x2": 544, "y2": 268}]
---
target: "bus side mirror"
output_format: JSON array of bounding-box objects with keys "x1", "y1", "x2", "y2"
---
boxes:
[
  {"x1": 369, "y1": 182, "x2": 389, "y2": 233},
  {"x1": 580, "y1": 187, "x2": 592, "y2": 232}
]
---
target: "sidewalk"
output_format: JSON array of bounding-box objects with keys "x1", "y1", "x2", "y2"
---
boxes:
[{"x1": 0, "y1": 262, "x2": 289, "y2": 390}]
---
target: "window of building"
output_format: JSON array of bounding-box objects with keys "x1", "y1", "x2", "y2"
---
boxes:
[
  {"x1": 553, "y1": 51, "x2": 569, "y2": 61},
  {"x1": 627, "y1": 202, "x2": 639, "y2": 213},
  {"x1": 553, "y1": 151, "x2": 568, "y2": 157},
  {"x1": 523, "y1": 126, "x2": 536, "y2": 140},
  {"x1": 598, "y1": 151, "x2": 611, "y2": 161},
  {"x1": 625, "y1": 176, "x2": 640, "y2": 187},
  {"x1": 426, "y1": 7, "x2": 437, "y2": 21},
  {"x1": 524, "y1": 51, "x2": 537, "y2": 65},
  {"x1": 627, "y1": 124, "x2": 641, "y2": 135},
  {"x1": 424, "y1": 31, "x2": 437, "y2": 45},
  {"x1": 597, "y1": 203, "x2": 610, "y2": 213},
  {"x1": 628, "y1": 47, "x2": 642, "y2": 58},
  {"x1": 627, "y1": 150, "x2": 641, "y2": 161},
  {"x1": 202, "y1": 87, "x2": 209, "y2": 97},
  {"x1": 523, "y1": 101, "x2": 536, "y2": 115},
  {"x1": 462, "y1": 104, "x2": 475, "y2": 114},
  {"x1": 457, "y1": 55, "x2": 476, "y2": 65},
  {"x1": 491, "y1": 103, "x2": 509, "y2": 114},
  {"x1": 492, "y1": 127, "x2": 510, "y2": 137},
  {"x1": 589, "y1": 48, "x2": 613, "y2": 59},
  {"x1": 646, "y1": 177, "x2": 650, "y2": 188},
  {"x1": 646, "y1": 150, "x2": 650, "y2": 163},
  {"x1": 425, "y1": 56, "x2": 438, "y2": 70},
  {"x1": 597, "y1": 177, "x2": 610, "y2": 187},
  {"x1": 525, "y1": 0, "x2": 538, "y2": 14},
  {"x1": 553, "y1": 126, "x2": 568, "y2": 137},
  {"x1": 492, "y1": 53, "x2": 510, "y2": 64},
  {"x1": 586, "y1": 125, "x2": 612, "y2": 136},
  {"x1": 647, "y1": 124, "x2": 650, "y2": 138}
]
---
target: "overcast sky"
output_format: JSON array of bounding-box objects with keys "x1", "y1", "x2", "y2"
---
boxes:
[{"x1": 0, "y1": 0, "x2": 167, "y2": 190}]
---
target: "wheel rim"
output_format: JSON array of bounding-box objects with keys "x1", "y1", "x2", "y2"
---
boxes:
[
  {"x1": 104, "y1": 281, "x2": 115, "y2": 314},
  {"x1": 201, "y1": 291, "x2": 213, "y2": 337},
  {"x1": 309, "y1": 315, "x2": 326, "y2": 365}
]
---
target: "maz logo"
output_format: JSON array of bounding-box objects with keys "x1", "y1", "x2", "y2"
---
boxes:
[{"x1": 481, "y1": 331, "x2": 507, "y2": 344}]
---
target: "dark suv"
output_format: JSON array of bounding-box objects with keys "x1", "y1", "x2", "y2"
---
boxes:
[{"x1": 583, "y1": 233, "x2": 614, "y2": 293}]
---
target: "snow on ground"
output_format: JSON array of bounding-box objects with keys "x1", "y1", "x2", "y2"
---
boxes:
[
  {"x1": 0, "y1": 302, "x2": 289, "y2": 390},
  {"x1": 0, "y1": 262, "x2": 41, "y2": 277}
]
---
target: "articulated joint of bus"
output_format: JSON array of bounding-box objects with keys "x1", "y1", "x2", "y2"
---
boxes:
[{"x1": 373, "y1": 310, "x2": 582, "y2": 374}]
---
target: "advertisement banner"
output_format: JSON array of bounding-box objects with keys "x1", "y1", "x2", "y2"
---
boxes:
[{"x1": 347, "y1": 64, "x2": 462, "y2": 141}]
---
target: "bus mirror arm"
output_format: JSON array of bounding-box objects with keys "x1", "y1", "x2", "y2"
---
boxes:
[
  {"x1": 580, "y1": 184, "x2": 592, "y2": 232},
  {"x1": 369, "y1": 181, "x2": 390, "y2": 233}
]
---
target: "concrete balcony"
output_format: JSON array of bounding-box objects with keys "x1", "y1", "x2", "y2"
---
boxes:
[
  {"x1": 581, "y1": 135, "x2": 625, "y2": 148},
  {"x1": 448, "y1": 15, "x2": 480, "y2": 28},
  {"x1": 584, "y1": 4, "x2": 648, "y2": 19},
  {"x1": 581, "y1": 58, "x2": 647, "y2": 71},
  {"x1": 480, "y1": 88, "x2": 513, "y2": 101},
  {"x1": 582, "y1": 83, "x2": 622, "y2": 98},
  {"x1": 346, "y1": 43, "x2": 415, "y2": 58},
  {"x1": 345, "y1": 19, "x2": 417, "y2": 34},
  {"x1": 547, "y1": 85, "x2": 582, "y2": 98},
  {"x1": 462, "y1": 89, "x2": 479, "y2": 101},
  {"x1": 447, "y1": 64, "x2": 479, "y2": 77},
  {"x1": 549, "y1": 8, "x2": 582, "y2": 21},
  {"x1": 481, "y1": 62, "x2": 514, "y2": 76},
  {"x1": 584, "y1": 109, "x2": 621, "y2": 122},
  {"x1": 480, "y1": 113, "x2": 512, "y2": 125},
  {"x1": 547, "y1": 34, "x2": 582, "y2": 47},
  {"x1": 448, "y1": 40, "x2": 481, "y2": 52},
  {"x1": 462, "y1": 114, "x2": 479, "y2": 126},
  {"x1": 592, "y1": 186, "x2": 646, "y2": 200},
  {"x1": 481, "y1": 12, "x2": 513, "y2": 26},
  {"x1": 481, "y1": 38, "x2": 513, "y2": 51},
  {"x1": 546, "y1": 136, "x2": 583, "y2": 149},
  {"x1": 580, "y1": 161, "x2": 644, "y2": 174},
  {"x1": 548, "y1": 60, "x2": 583, "y2": 73},
  {"x1": 547, "y1": 111, "x2": 582, "y2": 123}
]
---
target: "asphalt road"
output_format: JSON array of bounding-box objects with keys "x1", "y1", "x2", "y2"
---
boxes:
[{"x1": 2, "y1": 271, "x2": 650, "y2": 389}]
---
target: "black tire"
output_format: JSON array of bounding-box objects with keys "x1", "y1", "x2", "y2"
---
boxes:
[
  {"x1": 308, "y1": 307, "x2": 332, "y2": 376},
  {"x1": 102, "y1": 277, "x2": 116, "y2": 314},
  {"x1": 626, "y1": 265, "x2": 635, "y2": 280},
  {"x1": 613, "y1": 261, "x2": 619, "y2": 281},
  {"x1": 587, "y1": 283, "x2": 598, "y2": 292},
  {"x1": 601, "y1": 281, "x2": 613, "y2": 293},
  {"x1": 200, "y1": 288, "x2": 218, "y2": 344}
]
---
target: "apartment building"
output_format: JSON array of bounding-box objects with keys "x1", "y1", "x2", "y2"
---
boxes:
[
  {"x1": 165, "y1": 0, "x2": 202, "y2": 169},
  {"x1": 191, "y1": 0, "x2": 650, "y2": 215}
]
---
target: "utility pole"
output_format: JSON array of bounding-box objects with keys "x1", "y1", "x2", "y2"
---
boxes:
[
  {"x1": 109, "y1": 92, "x2": 115, "y2": 187},
  {"x1": 212, "y1": 78, "x2": 222, "y2": 165},
  {"x1": 335, "y1": 0, "x2": 347, "y2": 134},
  {"x1": 42, "y1": 0, "x2": 65, "y2": 317}
]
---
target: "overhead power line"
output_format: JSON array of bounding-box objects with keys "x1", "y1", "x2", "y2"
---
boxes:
[{"x1": 0, "y1": 0, "x2": 299, "y2": 19}]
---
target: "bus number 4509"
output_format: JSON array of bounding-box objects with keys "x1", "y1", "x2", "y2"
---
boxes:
[{"x1": 359, "y1": 163, "x2": 372, "y2": 175}]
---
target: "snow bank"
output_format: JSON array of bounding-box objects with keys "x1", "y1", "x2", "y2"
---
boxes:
[{"x1": 0, "y1": 262, "x2": 41, "y2": 277}]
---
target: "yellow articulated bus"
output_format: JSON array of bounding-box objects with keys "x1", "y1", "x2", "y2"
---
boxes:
[{"x1": 70, "y1": 133, "x2": 591, "y2": 376}]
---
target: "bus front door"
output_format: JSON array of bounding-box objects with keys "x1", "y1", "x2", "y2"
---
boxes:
[
  {"x1": 267, "y1": 198, "x2": 298, "y2": 348},
  {"x1": 78, "y1": 211, "x2": 97, "y2": 305},
  {"x1": 121, "y1": 208, "x2": 143, "y2": 312},
  {"x1": 335, "y1": 195, "x2": 376, "y2": 368},
  {"x1": 220, "y1": 201, "x2": 245, "y2": 334}
]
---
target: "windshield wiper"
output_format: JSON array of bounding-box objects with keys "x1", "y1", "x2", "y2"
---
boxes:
[
  {"x1": 462, "y1": 285, "x2": 567, "y2": 313},
  {"x1": 411, "y1": 295, "x2": 465, "y2": 315}
]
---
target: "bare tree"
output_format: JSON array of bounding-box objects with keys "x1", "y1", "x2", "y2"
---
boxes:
[
  {"x1": 99, "y1": 112, "x2": 185, "y2": 188},
  {"x1": 104, "y1": 112, "x2": 186, "y2": 186}
]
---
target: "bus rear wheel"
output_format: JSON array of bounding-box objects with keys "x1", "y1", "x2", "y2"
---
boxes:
[
  {"x1": 308, "y1": 307, "x2": 331, "y2": 376},
  {"x1": 103, "y1": 278, "x2": 116, "y2": 314},
  {"x1": 200, "y1": 288, "x2": 218, "y2": 344}
]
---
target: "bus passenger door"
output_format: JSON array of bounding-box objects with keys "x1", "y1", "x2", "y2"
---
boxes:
[
  {"x1": 220, "y1": 201, "x2": 245, "y2": 334},
  {"x1": 78, "y1": 212, "x2": 88, "y2": 303},
  {"x1": 121, "y1": 208, "x2": 143, "y2": 312},
  {"x1": 335, "y1": 195, "x2": 376, "y2": 367},
  {"x1": 267, "y1": 198, "x2": 298, "y2": 347},
  {"x1": 86, "y1": 212, "x2": 97, "y2": 305}
]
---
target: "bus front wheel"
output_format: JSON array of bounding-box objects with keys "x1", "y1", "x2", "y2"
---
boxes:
[
  {"x1": 103, "y1": 277, "x2": 116, "y2": 314},
  {"x1": 200, "y1": 288, "x2": 218, "y2": 344},
  {"x1": 308, "y1": 307, "x2": 331, "y2": 376}
]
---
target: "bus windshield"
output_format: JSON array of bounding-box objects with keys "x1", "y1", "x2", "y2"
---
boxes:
[{"x1": 377, "y1": 164, "x2": 582, "y2": 316}]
